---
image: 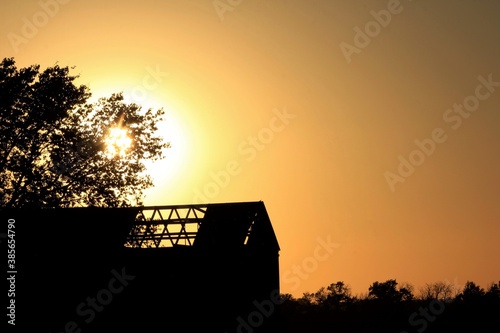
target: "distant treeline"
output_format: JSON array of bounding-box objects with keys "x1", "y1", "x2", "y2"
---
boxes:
[{"x1": 278, "y1": 280, "x2": 500, "y2": 333}]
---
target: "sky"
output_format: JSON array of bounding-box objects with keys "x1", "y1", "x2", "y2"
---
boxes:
[{"x1": 1, "y1": 0, "x2": 499, "y2": 298}]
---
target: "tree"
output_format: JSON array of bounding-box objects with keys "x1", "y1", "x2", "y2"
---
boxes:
[
  {"x1": 485, "y1": 281, "x2": 500, "y2": 305},
  {"x1": 0, "y1": 58, "x2": 169, "y2": 208},
  {"x1": 325, "y1": 281, "x2": 353, "y2": 307},
  {"x1": 299, "y1": 292, "x2": 315, "y2": 306},
  {"x1": 456, "y1": 281, "x2": 485, "y2": 303},
  {"x1": 280, "y1": 293, "x2": 295, "y2": 302},
  {"x1": 397, "y1": 281, "x2": 415, "y2": 302},
  {"x1": 313, "y1": 287, "x2": 328, "y2": 305},
  {"x1": 418, "y1": 281, "x2": 454, "y2": 301},
  {"x1": 368, "y1": 279, "x2": 412, "y2": 303},
  {"x1": 486, "y1": 281, "x2": 500, "y2": 299}
]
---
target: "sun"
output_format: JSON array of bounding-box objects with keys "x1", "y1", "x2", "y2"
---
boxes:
[{"x1": 104, "y1": 126, "x2": 132, "y2": 157}]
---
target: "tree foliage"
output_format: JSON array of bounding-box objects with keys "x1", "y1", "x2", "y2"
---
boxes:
[
  {"x1": 280, "y1": 279, "x2": 500, "y2": 333},
  {"x1": 368, "y1": 279, "x2": 405, "y2": 303},
  {"x1": 419, "y1": 281, "x2": 455, "y2": 300},
  {"x1": 0, "y1": 58, "x2": 169, "y2": 208}
]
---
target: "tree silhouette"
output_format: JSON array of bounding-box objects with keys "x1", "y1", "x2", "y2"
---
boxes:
[
  {"x1": 324, "y1": 281, "x2": 353, "y2": 307},
  {"x1": 486, "y1": 281, "x2": 500, "y2": 299},
  {"x1": 368, "y1": 279, "x2": 406, "y2": 303},
  {"x1": 419, "y1": 281, "x2": 454, "y2": 301},
  {"x1": 0, "y1": 58, "x2": 169, "y2": 208},
  {"x1": 279, "y1": 279, "x2": 500, "y2": 333},
  {"x1": 457, "y1": 281, "x2": 485, "y2": 302}
]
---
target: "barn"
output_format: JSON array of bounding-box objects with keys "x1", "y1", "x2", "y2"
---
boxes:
[{"x1": 5, "y1": 201, "x2": 281, "y2": 332}]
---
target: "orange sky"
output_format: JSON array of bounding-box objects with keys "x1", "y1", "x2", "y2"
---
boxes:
[{"x1": 2, "y1": 0, "x2": 499, "y2": 297}]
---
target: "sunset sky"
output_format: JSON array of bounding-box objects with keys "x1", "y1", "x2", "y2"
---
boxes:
[{"x1": 1, "y1": 0, "x2": 499, "y2": 297}]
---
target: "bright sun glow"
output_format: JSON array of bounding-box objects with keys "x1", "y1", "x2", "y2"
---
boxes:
[{"x1": 105, "y1": 127, "x2": 132, "y2": 157}]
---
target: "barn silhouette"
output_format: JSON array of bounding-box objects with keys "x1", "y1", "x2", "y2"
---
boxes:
[{"x1": 7, "y1": 201, "x2": 281, "y2": 332}]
